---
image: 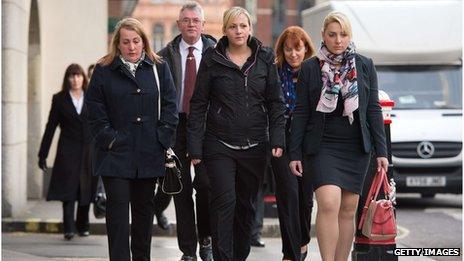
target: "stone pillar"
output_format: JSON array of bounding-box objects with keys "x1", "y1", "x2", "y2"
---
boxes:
[
  {"x1": 2, "y1": 0, "x2": 30, "y2": 217},
  {"x1": 27, "y1": 0, "x2": 43, "y2": 199}
]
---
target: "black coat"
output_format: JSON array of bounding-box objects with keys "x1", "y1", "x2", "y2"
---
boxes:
[
  {"x1": 38, "y1": 91, "x2": 95, "y2": 204},
  {"x1": 187, "y1": 36, "x2": 286, "y2": 159},
  {"x1": 85, "y1": 56, "x2": 178, "y2": 179},
  {"x1": 288, "y1": 54, "x2": 387, "y2": 161}
]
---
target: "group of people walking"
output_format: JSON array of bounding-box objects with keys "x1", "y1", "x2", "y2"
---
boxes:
[{"x1": 38, "y1": 1, "x2": 387, "y2": 261}]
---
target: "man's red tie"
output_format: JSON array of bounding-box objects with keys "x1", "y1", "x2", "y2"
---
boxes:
[{"x1": 183, "y1": 46, "x2": 196, "y2": 115}]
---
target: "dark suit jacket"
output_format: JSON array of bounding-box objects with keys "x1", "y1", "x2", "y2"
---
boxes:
[
  {"x1": 158, "y1": 34, "x2": 217, "y2": 108},
  {"x1": 38, "y1": 91, "x2": 94, "y2": 204},
  {"x1": 289, "y1": 54, "x2": 387, "y2": 161}
]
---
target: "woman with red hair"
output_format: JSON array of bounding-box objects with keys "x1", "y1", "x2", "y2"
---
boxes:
[{"x1": 273, "y1": 26, "x2": 316, "y2": 261}]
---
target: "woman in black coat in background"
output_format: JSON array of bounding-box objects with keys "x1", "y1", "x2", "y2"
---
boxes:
[{"x1": 38, "y1": 63, "x2": 95, "y2": 240}]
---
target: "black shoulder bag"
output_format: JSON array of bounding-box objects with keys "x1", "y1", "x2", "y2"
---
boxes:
[{"x1": 153, "y1": 63, "x2": 183, "y2": 195}]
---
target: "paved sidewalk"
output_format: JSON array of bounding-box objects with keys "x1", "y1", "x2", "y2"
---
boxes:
[
  {"x1": 2, "y1": 233, "x2": 323, "y2": 261},
  {"x1": 2, "y1": 199, "x2": 316, "y2": 237},
  {"x1": 3, "y1": 200, "x2": 422, "y2": 260},
  {"x1": 2, "y1": 232, "x2": 431, "y2": 261}
]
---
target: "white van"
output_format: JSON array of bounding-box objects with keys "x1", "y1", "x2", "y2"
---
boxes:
[{"x1": 302, "y1": 0, "x2": 462, "y2": 197}]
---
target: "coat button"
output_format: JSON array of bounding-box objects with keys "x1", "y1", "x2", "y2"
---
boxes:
[
  {"x1": 137, "y1": 89, "x2": 141, "y2": 93},
  {"x1": 136, "y1": 117, "x2": 141, "y2": 122}
]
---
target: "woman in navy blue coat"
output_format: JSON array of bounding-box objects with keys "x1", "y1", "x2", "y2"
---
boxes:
[
  {"x1": 86, "y1": 18, "x2": 178, "y2": 261},
  {"x1": 289, "y1": 12, "x2": 388, "y2": 260}
]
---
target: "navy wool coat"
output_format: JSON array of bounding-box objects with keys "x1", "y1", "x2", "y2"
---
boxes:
[{"x1": 86, "y1": 56, "x2": 178, "y2": 179}]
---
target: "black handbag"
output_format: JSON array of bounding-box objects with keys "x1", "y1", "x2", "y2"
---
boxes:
[
  {"x1": 162, "y1": 148, "x2": 183, "y2": 195},
  {"x1": 152, "y1": 64, "x2": 183, "y2": 195},
  {"x1": 93, "y1": 177, "x2": 106, "y2": 219}
]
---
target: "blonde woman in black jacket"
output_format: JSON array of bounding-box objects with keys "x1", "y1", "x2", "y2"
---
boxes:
[{"x1": 187, "y1": 6, "x2": 286, "y2": 261}]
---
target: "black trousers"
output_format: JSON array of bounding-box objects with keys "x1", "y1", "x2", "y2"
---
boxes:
[
  {"x1": 62, "y1": 201, "x2": 90, "y2": 234},
  {"x1": 271, "y1": 125, "x2": 314, "y2": 260},
  {"x1": 102, "y1": 176, "x2": 156, "y2": 261},
  {"x1": 251, "y1": 184, "x2": 264, "y2": 240},
  {"x1": 205, "y1": 140, "x2": 267, "y2": 261},
  {"x1": 170, "y1": 113, "x2": 211, "y2": 256}
]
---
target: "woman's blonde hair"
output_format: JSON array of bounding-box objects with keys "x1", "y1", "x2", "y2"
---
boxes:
[
  {"x1": 322, "y1": 11, "x2": 353, "y2": 38},
  {"x1": 222, "y1": 6, "x2": 252, "y2": 33},
  {"x1": 98, "y1": 17, "x2": 161, "y2": 66}
]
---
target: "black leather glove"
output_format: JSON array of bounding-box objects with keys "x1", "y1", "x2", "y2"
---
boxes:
[{"x1": 38, "y1": 157, "x2": 47, "y2": 171}]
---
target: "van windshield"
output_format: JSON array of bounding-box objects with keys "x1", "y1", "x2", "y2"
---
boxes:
[{"x1": 376, "y1": 65, "x2": 462, "y2": 109}]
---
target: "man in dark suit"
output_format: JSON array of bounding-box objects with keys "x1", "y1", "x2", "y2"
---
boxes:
[{"x1": 156, "y1": 2, "x2": 216, "y2": 261}]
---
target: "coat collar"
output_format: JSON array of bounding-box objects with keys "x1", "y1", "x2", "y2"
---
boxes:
[
  {"x1": 110, "y1": 53, "x2": 155, "y2": 71},
  {"x1": 109, "y1": 53, "x2": 156, "y2": 84},
  {"x1": 355, "y1": 54, "x2": 367, "y2": 106},
  {"x1": 212, "y1": 36, "x2": 262, "y2": 73}
]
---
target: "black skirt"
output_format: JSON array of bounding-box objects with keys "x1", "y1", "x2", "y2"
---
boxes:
[{"x1": 306, "y1": 101, "x2": 370, "y2": 195}]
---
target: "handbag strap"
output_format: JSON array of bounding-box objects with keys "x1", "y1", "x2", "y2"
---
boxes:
[
  {"x1": 152, "y1": 63, "x2": 161, "y2": 120},
  {"x1": 153, "y1": 63, "x2": 179, "y2": 161},
  {"x1": 358, "y1": 169, "x2": 391, "y2": 229}
]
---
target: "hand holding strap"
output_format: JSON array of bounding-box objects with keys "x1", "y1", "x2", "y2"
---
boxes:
[{"x1": 358, "y1": 169, "x2": 392, "y2": 229}]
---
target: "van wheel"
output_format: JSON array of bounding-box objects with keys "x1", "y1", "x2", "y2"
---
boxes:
[{"x1": 421, "y1": 193, "x2": 436, "y2": 198}]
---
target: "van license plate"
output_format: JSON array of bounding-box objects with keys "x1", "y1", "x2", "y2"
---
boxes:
[{"x1": 406, "y1": 176, "x2": 446, "y2": 187}]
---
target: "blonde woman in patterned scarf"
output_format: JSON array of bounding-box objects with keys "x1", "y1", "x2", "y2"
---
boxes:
[{"x1": 288, "y1": 11, "x2": 388, "y2": 261}]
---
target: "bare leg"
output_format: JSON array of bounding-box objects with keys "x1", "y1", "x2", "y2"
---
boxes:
[
  {"x1": 315, "y1": 185, "x2": 342, "y2": 261},
  {"x1": 335, "y1": 190, "x2": 359, "y2": 261}
]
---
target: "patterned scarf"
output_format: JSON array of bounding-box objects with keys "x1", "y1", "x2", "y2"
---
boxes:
[
  {"x1": 316, "y1": 41, "x2": 358, "y2": 124},
  {"x1": 119, "y1": 51, "x2": 145, "y2": 77},
  {"x1": 278, "y1": 61, "x2": 299, "y2": 117}
]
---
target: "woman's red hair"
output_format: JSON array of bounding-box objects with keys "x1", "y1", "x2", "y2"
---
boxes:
[{"x1": 274, "y1": 26, "x2": 316, "y2": 68}]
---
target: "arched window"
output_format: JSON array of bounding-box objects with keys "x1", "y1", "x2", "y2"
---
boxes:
[{"x1": 153, "y1": 23, "x2": 164, "y2": 51}]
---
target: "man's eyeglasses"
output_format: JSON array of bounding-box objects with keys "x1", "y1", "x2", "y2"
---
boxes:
[{"x1": 180, "y1": 18, "x2": 202, "y2": 25}]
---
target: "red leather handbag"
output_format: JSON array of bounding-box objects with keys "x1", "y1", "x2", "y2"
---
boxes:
[{"x1": 358, "y1": 169, "x2": 397, "y2": 240}]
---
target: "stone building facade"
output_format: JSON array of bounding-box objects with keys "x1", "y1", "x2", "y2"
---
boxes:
[
  {"x1": 2, "y1": 0, "x2": 107, "y2": 217},
  {"x1": 131, "y1": 0, "x2": 231, "y2": 51}
]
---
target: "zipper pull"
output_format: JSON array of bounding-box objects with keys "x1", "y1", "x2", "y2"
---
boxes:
[{"x1": 244, "y1": 76, "x2": 248, "y2": 87}]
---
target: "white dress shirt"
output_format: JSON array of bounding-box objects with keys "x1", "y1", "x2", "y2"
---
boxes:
[
  {"x1": 179, "y1": 38, "x2": 203, "y2": 113},
  {"x1": 69, "y1": 91, "x2": 84, "y2": 115}
]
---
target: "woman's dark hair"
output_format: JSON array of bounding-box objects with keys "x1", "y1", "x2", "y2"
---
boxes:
[{"x1": 61, "y1": 63, "x2": 88, "y2": 92}]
